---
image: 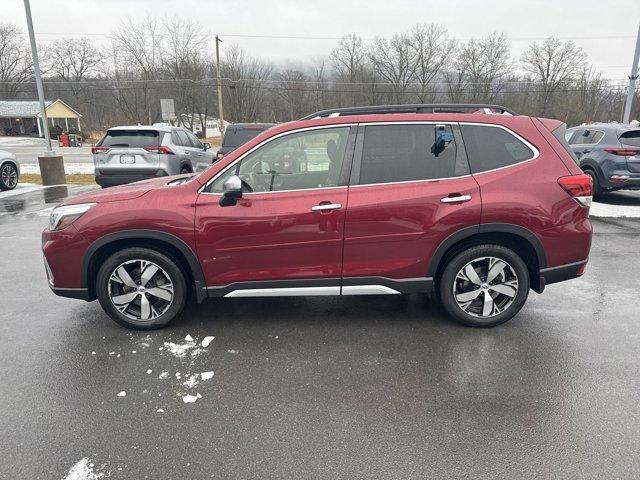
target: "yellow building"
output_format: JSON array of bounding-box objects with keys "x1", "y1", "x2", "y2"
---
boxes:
[{"x1": 0, "y1": 99, "x2": 82, "y2": 137}]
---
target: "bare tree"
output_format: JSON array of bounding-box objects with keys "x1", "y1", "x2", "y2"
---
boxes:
[
  {"x1": 110, "y1": 17, "x2": 165, "y2": 124},
  {"x1": 368, "y1": 33, "x2": 418, "y2": 103},
  {"x1": 521, "y1": 37, "x2": 587, "y2": 116},
  {"x1": 446, "y1": 33, "x2": 511, "y2": 103},
  {"x1": 410, "y1": 24, "x2": 455, "y2": 102},
  {"x1": 45, "y1": 38, "x2": 101, "y2": 96},
  {"x1": 221, "y1": 45, "x2": 273, "y2": 122},
  {"x1": 0, "y1": 23, "x2": 33, "y2": 99}
]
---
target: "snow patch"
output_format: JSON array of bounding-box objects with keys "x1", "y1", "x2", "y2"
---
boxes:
[
  {"x1": 201, "y1": 336, "x2": 215, "y2": 347},
  {"x1": 201, "y1": 371, "x2": 214, "y2": 380},
  {"x1": 181, "y1": 393, "x2": 202, "y2": 404},
  {"x1": 61, "y1": 458, "x2": 105, "y2": 480},
  {"x1": 158, "y1": 371, "x2": 168, "y2": 379},
  {"x1": 116, "y1": 391, "x2": 126, "y2": 397},
  {"x1": 156, "y1": 408, "x2": 164, "y2": 413},
  {"x1": 185, "y1": 334, "x2": 194, "y2": 342},
  {"x1": 146, "y1": 369, "x2": 152, "y2": 375},
  {"x1": 227, "y1": 349, "x2": 238, "y2": 354},
  {"x1": 182, "y1": 374, "x2": 199, "y2": 388}
]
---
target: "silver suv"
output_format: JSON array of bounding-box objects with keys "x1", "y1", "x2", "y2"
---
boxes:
[{"x1": 92, "y1": 124, "x2": 214, "y2": 187}]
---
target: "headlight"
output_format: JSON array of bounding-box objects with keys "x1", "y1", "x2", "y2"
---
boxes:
[{"x1": 49, "y1": 203, "x2": 96, "y2": 231}]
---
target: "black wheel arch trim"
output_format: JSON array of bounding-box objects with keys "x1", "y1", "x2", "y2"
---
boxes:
[
  {"x1": 580, "y1": 159, "x2": 605, "y2": 182},
  {"x1": 81, "y1": 229, "x2": 207, "y2": 303},
  {"x1": 426, "y1": 223, "x2": 548, "y2": 278}
]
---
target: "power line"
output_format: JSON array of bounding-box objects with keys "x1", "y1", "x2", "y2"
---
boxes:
[{"x1": 16, "y1": 31, "x2": 638, "y2": 42}]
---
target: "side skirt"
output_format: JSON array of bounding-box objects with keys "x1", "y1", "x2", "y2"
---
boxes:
[{"x1": 207, "y1": 277, "x2": 434, "y2": 298}]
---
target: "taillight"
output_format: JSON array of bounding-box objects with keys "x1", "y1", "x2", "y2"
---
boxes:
[
  {"x1": 604, "y1": 148, "x2": 640, "y2": 156},
  {"x1": 144, "y1": 146, "x2": 174, "y2": 154},
  {"x1": 558, "y1": 174, "x2": 592, "y2": 207},
  {"x1": 91, "y1": 146, "x2": 109, "y2": 154}
]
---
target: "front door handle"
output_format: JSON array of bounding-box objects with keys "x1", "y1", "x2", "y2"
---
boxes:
[
  {"x1": 441, "y1": 194, "x2": 472, "y2": 204},
  {"x1": 311, "y1": 203, "x2": 342, "y2": 212}
]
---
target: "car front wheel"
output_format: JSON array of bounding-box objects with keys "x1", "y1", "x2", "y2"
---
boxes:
[
  {"x1": 438, "y1": 245, "x2": 529, "y2": 327},
  {"x1": 96, "y1": 247, "x2": 187, "y2": 329}
]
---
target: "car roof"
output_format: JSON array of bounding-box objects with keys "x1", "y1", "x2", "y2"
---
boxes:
[
  {"x1": 107, "y1": 125, "x2": 183, "y2": 133},
  {"x1": 569, "y1": 122, "x2": 638, "y2": 133},
  {"x1": 227, "y1": 123, "x2": 275, "y2": 130}
]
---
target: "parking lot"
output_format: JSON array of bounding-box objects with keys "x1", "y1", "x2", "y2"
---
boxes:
[{"x1": 0, "y1": 185, "x2": 639, "y2": 479}]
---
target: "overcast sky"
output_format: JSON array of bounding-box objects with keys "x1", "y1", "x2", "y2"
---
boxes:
[{"x1": 4, "y1": 0, "x2": 640, "y2": 83}]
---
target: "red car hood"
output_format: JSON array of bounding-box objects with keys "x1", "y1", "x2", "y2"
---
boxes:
[{"x1": 62, "y1": 176, "x2": 188, "y2": 205}]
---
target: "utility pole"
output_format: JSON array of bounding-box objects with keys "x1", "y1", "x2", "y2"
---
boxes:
[
  {"x1": 623, "y1": 22, "x2": 640, "y2": 124},
  {"x1": 23, "y1": 0, "x2": 52, "y2": 153},
  {"x1": 215, "y1": 35, "x2": 225, "y2": 136}
]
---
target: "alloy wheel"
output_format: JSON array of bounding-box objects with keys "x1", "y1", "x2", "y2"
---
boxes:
[
  {"x1": 452, "y1": 256, "x2": 519, "y2": 318},
  {"x1": 107, "y1": 259, "x2": 174, "y2": 321},
  {"x1": 1, "y1": 164, "x2": 18, "y2": 189}
]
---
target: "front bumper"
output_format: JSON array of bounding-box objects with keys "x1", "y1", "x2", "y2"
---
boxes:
[{"x1": 42, "y1": 225, "x2": 92, "y2": 299}]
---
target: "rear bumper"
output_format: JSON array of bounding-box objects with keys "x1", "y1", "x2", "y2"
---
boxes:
[
  {"x1": 538, "y1": 259, "x2": 588, "y2": 291},
  {"x1": 601, "y1": 170, "x2": 640, "y2": 189},
  {"x1": 95, "y1": 169, "x2": 168, "y2": 187}
]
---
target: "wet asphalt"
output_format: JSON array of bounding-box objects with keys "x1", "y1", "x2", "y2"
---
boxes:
[{"x1": 1, "y1": 186, "x2": 640, "y2": 479}]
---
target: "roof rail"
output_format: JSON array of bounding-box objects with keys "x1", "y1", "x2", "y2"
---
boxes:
[{"x1": 300, "y1": 104, "x2": 518, "y2": 120}]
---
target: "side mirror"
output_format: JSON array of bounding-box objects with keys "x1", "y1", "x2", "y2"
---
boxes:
[
  {"x1": 433, "y1": 125, "x2": 454, "y2": 156},
  {"x1": 219, "y1": 175, "x2": 242, "y2": 207},
  {"x1": 203, "y1": 142, "x2": 211, "y2": 151}
]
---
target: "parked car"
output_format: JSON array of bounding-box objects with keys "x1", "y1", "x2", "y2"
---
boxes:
[
  {"x1": 0, "y1": 149, "x2": 20, "y2": 190},
  {"x1": 216, "y1": 123, "x2": 275, "y2": 161},
  {"x1": 92, "y1": 124, "x2": 214, "y2": 187},
  {"x1": 43, "y1": 103, "x2": 592, "y2": 330},
  {"x1": 565, "y1": 122, "x2": 640, "y2": 197}
]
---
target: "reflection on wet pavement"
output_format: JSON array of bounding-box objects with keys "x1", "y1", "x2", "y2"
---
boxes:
[{"x1": 0, "y1": 185, "x2": 98, "y2": 218}]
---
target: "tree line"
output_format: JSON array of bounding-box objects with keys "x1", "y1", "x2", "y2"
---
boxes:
[{"x1": 0, "y1": 18, "x2": 637, "y2": 137}]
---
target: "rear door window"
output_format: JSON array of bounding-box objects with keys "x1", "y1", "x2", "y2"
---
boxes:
[
  {"x1": 620, "y1": 130, "x2": 640, "y2": 147},
  {"x1": 99, "y1": 130, "x2": 159, "y2": 148},
  {"x1": 357, "y1": 124, "x2": 464, "y2": 185},
  {"x1": 576, "y1": 129, "x2": 604, "y2": 144},
  {"x1": 460, "y1": 124, "x2": 535, "y2": 173}
]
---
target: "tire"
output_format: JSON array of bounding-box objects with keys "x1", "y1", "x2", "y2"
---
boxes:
[
  {"x1": 0, "y1": 162, "x2": 19, "y2": 190},
  {"x1": 96, "y1": 247, "x2": 187, "y2": 330},
  {"x1": 180, "y1": 165, "x2": 192, "y2": 174},
  {"x1": 438, "y1": 244, "x2": 530, "y2": 327},
  {"x1": 584, "y1": 168, "x2": 602, "y2": 199}
]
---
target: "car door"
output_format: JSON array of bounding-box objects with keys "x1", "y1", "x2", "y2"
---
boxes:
[
  {"x1": 195, "y1": 125, "x2": 356, "y2": 293},
  {"x1": 185, "y1": 131, "x2": 212, "y2": 171},
  {"x1": 341, "y1": 122, "x2": 481, "y2": 290},
  {"x1": 174, "y1": 130, "x2": 196, "y2": 170}
]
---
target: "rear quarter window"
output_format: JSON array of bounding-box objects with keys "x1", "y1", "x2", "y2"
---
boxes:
[
  {"x1": 551, "y1": 124, "x2": 580, "y2": 166},
  {"x1": 99, "y1": 130, "x2": 159, "y2": 148},
  {"x1": 460, "y1": 124, "x2": 535, "y2": 173},
  {"x1": 620, "y1": 130, "x2": 640, "y2": 147},
  {"x1": 222, "y1": 128, "x2": 264, "y2": 148}
]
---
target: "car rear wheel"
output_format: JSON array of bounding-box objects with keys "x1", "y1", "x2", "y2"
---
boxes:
[
  {"x1": 438, "y1": 245, "x2": 529, "y2": 327},
  {"x1": 96, "y1": 247, "x2": 187, "y2": 330},
  {"x1": 0, "y1": 163, "x2": 18, "y2": 190},
  {"x1": 584, "y1": 168, "x2": 602, "y2": 198}
]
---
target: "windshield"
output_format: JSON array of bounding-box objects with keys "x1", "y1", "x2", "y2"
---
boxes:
[
  {"x1": 222, "y1": 128, "x2": 265, "y2": 148},
  {"x1": 99, "y1": 130, "x2": 160, "y2": 148}
]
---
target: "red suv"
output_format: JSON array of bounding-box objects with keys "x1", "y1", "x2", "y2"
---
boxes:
[{"x1": 42, "y1": 104, "x2": 593, "y2": 330}]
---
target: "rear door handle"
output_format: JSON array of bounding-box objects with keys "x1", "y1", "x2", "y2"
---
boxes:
[
  {"x1": 311, "y1": 203, "x2": 342, "y2": 212},
  {"x1": 441, "y1": 195, "x2": 472, "y2": 204}
]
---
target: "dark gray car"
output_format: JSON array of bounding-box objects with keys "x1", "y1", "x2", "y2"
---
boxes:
[
  {"x1": 565, "y1": 123, "x2": 640, "y2": 197},
  {"x1": 93, "y1": 125, "x2": 214, "y2": 187},
  {"x1": 215, "y1": 123, "x2": 275, "y2": 161}
]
